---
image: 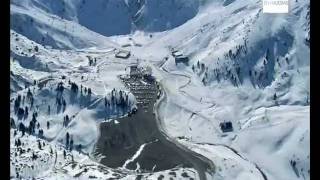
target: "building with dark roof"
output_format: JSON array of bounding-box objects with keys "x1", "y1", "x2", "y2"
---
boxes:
[{"x1": 220, "y1": 121, "x2": 233, "y2": 133}]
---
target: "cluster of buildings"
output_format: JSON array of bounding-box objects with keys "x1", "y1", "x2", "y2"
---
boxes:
[{"x1": 127, "y1": 64, "x2": 153, "y2": 81}]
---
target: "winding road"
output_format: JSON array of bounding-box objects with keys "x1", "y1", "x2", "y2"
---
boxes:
[
  {"x1": 154, "y1": 80, "x2": 215, "y2": 179},
  {"x1": 94, "y1": 71, "x2": 215, "y2": 180},
  {"x1": 155, "y1": 58, "x2": 267, "y2": 180}
]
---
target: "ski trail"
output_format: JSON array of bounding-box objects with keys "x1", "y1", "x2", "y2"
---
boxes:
[
  {"x1": 122, "y1": 143, "x2": 147, "y2": 169},
  {"x1": 122, "y1": 139, "x2": 158, "y2": 169}
]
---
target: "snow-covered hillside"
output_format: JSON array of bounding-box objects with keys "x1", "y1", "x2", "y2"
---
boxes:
[
  {"x1": 10, "y1": 0, "x2": 309, "y2": 179},
  {"x1": 11, "y1": 129, "x2": 198, "y2": 179},
  {"x1": 11, "y1": 0, "x2": 199, "y2": 46}
]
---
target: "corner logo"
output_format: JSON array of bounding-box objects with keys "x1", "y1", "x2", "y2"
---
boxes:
[{"x1": 263, "y1": 0, "x2": 289, "y2": 13}]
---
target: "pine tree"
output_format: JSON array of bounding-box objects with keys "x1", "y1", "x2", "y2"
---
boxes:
[
  {"x1": 28, "y1": 122, "x2": 34, "y2": 135},
  {"x1": 17, "y1": 95, "x2": 21, "y2": 104},
  {"x1": 25, "y1": 106, "x2": 28, "y2": 117},
  {"x1": 62, "y1": 99, "x2": 66, "y2": 107},
  {"x1": 39, "y1": 129, "x2": 43, "y2": 137},
  {"x1": 30, "y1": 97, "x2": 34, "y2": 109},
  {"x1": 32, "y1": 113, "x2": 37, "y2": 123},
  {"x1": 19, "y1": 123, "x2": 25, "y2": 136},
  {"x1": 38, "y1": 141, "x2": 42, "y2": 150},
  {"x1": 65, "y1": 115, "x2": 69, "y2": 127},
  {"x1": 71, "y1": 153, "x2": 74, "y2": 163},
  {"x1": 32, "y1": 152, "x2": 37, "y2": 160},
  {"x1": 70, "y1": 137, "x2": 73, "y2": 151},
  {"x1": 77, "y1": 144, "x2": 82, "y2": 152},
  {"x1": 63, "y1": 150, "x2": 66, "y2": 159},
  {"x1": 10, "y1": 118, "x2": 16, "y2": 129},
  {"x1": 201, "y1": 63, "x2": 205, "y2": 71},
  {"x1": 202, "y1": 78, "x2": 206, "y2": 85},
  {"x1": 17, "y1": 138, "x2": 21, "y2": 147},
  {"x1": 17, "y1": 107, "x2": 24, "y2": 117},
  {"x1": 66, "y1": 132, "x2": 70, "y2": 148}
]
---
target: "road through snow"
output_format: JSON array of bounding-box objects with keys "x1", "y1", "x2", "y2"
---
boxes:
[{"x1": 157, "y1": 64, "x2": 268, "y2": 180}]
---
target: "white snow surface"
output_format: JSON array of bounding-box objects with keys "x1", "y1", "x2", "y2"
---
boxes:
[
  {"x1": 11, "y1": 0, "x2": 309, "y2": 179},
  {"x1": 10, "y1": 130, "x2": 197, "y2": 179}
]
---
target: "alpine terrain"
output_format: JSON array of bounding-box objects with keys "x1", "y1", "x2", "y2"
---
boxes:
[{"x1": 10, "y1": 0, "x2": 310, "y2": 179}]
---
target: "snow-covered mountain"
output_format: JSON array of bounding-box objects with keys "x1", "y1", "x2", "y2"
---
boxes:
[
  {"x1": 10, "y1": 0, "x2": 309, "y2": 179},
  {"x1": 11, "y1": 0, "x2": 199, "y2": 48}
]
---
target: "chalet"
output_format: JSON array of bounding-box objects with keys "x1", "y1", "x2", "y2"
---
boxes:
[
  {"x1": 219, "y1": 121, "x2": 233, "y2": 133},
  {"x1": 172, "y1": 50, "x2": 183, "y2": 57},
  {"x1": 172, "y1": 49, "x2": 189, "y2": 65},
  {"x1": 115, "y1": 50, "x2": 131, "y2": 59},
  {"x1": 175, "y1": 56, "x2": 189, "y2": 65}
]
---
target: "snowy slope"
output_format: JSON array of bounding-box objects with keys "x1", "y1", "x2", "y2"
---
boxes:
[
  {"x1": 10, "y1": 0, "x2": 309, "y2": 179},
  {"x1": 10, "y1": 28, "x2": 198, "y2": 179},
  {"x1": 11, "y1": 0, "x2": 199, "y2": 39},
  {"x1": 11, "y1": 1, "x2": 120, "y2": 49},
  {"x1": 11, "y1": 129, "x2": 198, "y2": 179},
  {"x1": 124, "y1": 0, "x2": 309, "y2": 179}
]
